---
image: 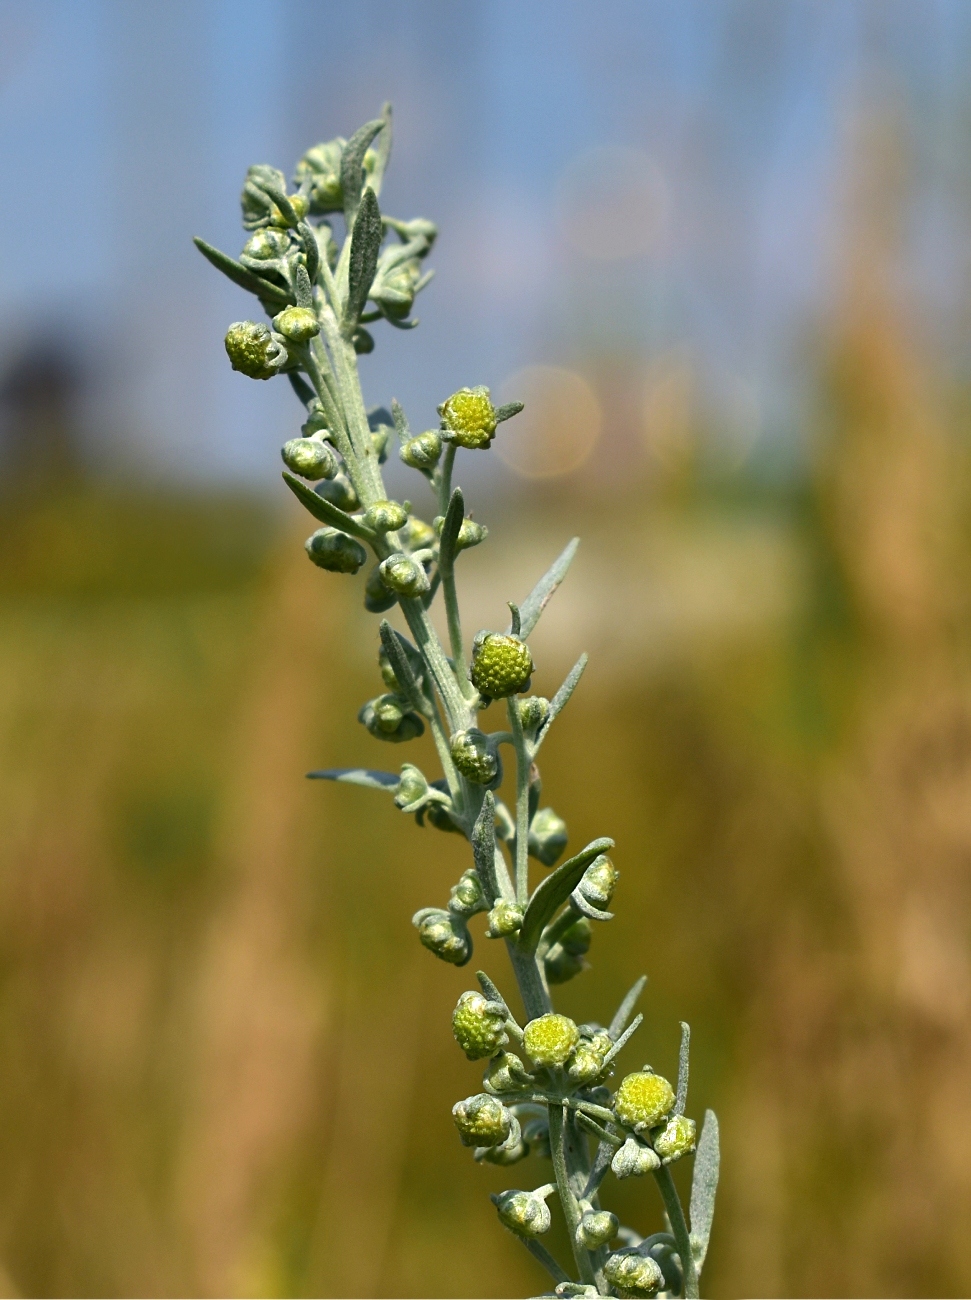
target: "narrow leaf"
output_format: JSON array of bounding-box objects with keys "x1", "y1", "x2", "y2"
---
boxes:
[
  {"x1": 495, "y1": 400, "x2": 524, "y2": 423},
  {"x1": 675, "y1": 1022, "x2": 690, "y2": 1115},
  {"x1": 293, "y1": 262, "x2": 314, "y2": 309},
  {"x1": 476, "y1": 970, "x2": 508, "y2": 1011},
  {"x1": 510, "y1": 537, "x2": 579, "y2": 638},
  {"x1": 296, "y1": 220, "x2": 320, "y2": 281},
  {"x1": 689, "y1": 1109, "x2": 720, "y2": 1271},
  {"x1": 609, "y1": 975, "x2": 647, "y2": 1039},
  {"x1": 472, "y1": 792, "x2": 501, "y2": 905},
  {"x1": 340, "y1": 116, "x2": 385, "y2": 224},
  {"x1": 288, "y1": 372, "x2": 316, "y2": 408},
  {"x1": 344, "y1": 187, "x2": 382, "y2": 336},
  {"x1": 519, "y1": 1239, "x2": 570, "y2": 1286},
  {"x1": 378, "y1": 620, "x2": 426, "y2": 714},
  {"x1": 193, "y1": 236, "x2": 289, "y2": 304},
  {"x1": 367, "y1": 102, "x2": 393, "y2": 196},
  {"x1": 540, "y1": 654, "x2": 588, "y2": 742},
  {"x1": 282, "y1": 471, "x2": 373, "y2": 540},
  {"x1": 438, "y1": 487, "x2": 464, "y2": 577},
  {"x1": 517, "y1": 836, "x2": 614, "y2": 955},
  {"x1": 601, "y1": 1012, "x2": 643, "y2": 1068},
  {"x1": 390, "y1": 398, "x2": 410, "y2": 438},
  {"x1": 306, "y1": 767, "x2": 398, "y2": 790},
  {"x1": 582, "y1": 1140, "x2": 616, "y2": 1200},
  {"x1": 259, "y1": 183, "x2": 300, "y2": 228},
  {"x1": 569, "y1": 884, "x2": 613, "y2": 922}
]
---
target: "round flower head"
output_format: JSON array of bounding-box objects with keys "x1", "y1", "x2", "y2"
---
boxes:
[
  {"x1": 379, "y1": 553, "x2": 430, "y2": 598},
  {"x1": 305, "y1": 528, "x2": 366, "y2": 574},
  {"x1": 400, "y1": 430, "x2": 443, "y2": 470},
  {"x1": 610, "y1": 1134, "x2": 661, "y2": 1179},
  {"x1": 470, "y1": 632, "x2": 533, "y2": 701},
  {"x1": 652, "y1": 1113, "x2": 697, "y2": 1164},
  {"x1": 452, "y1": 1093, "x2": 512, "y2": 1148},
  {"x1": 282, "y1": 437, "x2": 337, "y2": 481},
  {"x1": 523, "y1": 1014, "x2": 580, "y2": 1068},
  {"x1": 363, "y1": 500, "x2": 409, "y2": 533},
  {"x1": 493, "y1": 1186, "x2": 554, "y2": 1238},
  {"x1": 576, "y1": 1209, "x2": 618, "y2": 1250},
  {"x1": 224, "y1": 321, "x2": 285, "y2": 380},
  {"x1": 452, "y1": 990, "x2": 508, "y2": 1060},
  {"x1": 358, "y1": 695, "x2": 424, "y2": 743},
  {"x1": 450, "y1": 729, "x2": 499, "y2": 785},
  {"x1": 439, "y1": 386, "x2": 498, "y2": 450},
  {"x1": 273, "y1": 305, "x2": 320, "y2": 342},
  {"x1": 613, "y1": 1071, "x2": 675, "y2": 1130},
  {"x1": 486, "y1": 900, "x2": 524, "y2": 937},
  {"x1": 413, "y1": 908, "x2": 471, "y2": 965},
  {"x1": 603, "y1": 1250, "x2": 664, "y2": 1298},
  {"x1": 577, "y1": 855, "x2": 619, "y2": 909}
]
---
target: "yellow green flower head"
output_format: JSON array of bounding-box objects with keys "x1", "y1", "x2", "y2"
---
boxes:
[
  {"x1": 273, "y1": 305, "x2": 320, "y2": 342},
  {"x1": 470, "y1": 632, "x2": 533, "y2": 700},
  {"x1": 439, "y1": 385, "x2": 498, "y2": 450},
  {"x1": 452, "y1": 1093, "x2": 512, "y2": 1147},
  {"x1": 604, "y1": 1250, "x2": 664, "y2": 1298},
  {"x1": 523, "y1": 1013, "x2": 580, "y2": 1068},
  {"x1": 652, "y1": 1113, "x2": 696, "y2": 1164},
  {"x1": 224, "y1": 320, "x2": 281, "y2": 380},
  {"x1": 452, "y1": 990, "x2": 508, "y2": 1060},
  {"x1": 613, "y1": 1071, "x2": 675, "y2": 1130}
]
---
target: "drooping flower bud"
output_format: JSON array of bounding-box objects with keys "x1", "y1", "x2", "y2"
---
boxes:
[
  {"x1": 315, "y1": 473, "x2": 359, "y2": 512},
  {"x1": 399, "y1": 515, "x2": 436, "y2": 550},
  {"x1": 450, "y1": 728, "x2": 499, "y2": 785},
  {"x1": 613, "y1": 1072, "x2": 675, "y2": 1131},
  {"x1": 394, "y1": 763, "x2": 430, "y2": 813},
  {"x1": 224, "y1": 321, "x2": 286, "y2": 379},
  {"x1": 435, "y1": 514, "x2": 488, "y2": 551},
  {"x1": 568, "y1": 1040, "x2": 607, "y2": 1086},
  {"x1": 603, "y1": 1249, "x2": 664, "y2": 1298},
  {"x1": 523, "y1": 1014, "x2": 580, "y2": 1068},
  {"x1": 358, "y1": 694, "x2": 425, "y2": 743},
  {"x1": 576, "y1": 855, "x2": 619, "y2": 910},
  {"x1": 365, "y1": 565, "x2": 398, "y2": 614},
  {"x1": 363, "y1": 499, "x2": 409, "y2": 533},
  {"x1": 486, "y1": 901, "x2": 524, "y2": 937},
  {"x1": 517, "y1": 695, "x2": 550, "y2": 740},
  {"x1": 282, "y1": 437, "x2": 338, "y2": 481},
  {"x1": 241, "y1": 227, "x2": 290, "y2": 262},
  {"x1": 483, "y1": 1051, "x2": 534, "y2": 1094},
  {"x1": 448, "y1": 868, "x2": 488, "y2": 918},
  {"x1": 412, "y1": 908, "x2": 471, "y2": 965},
  {"x1": 528, "y1": 807, "x2": 568, "y2": 866},
  {"x1": 470, "y1": 632, "x2": 533, "y2": 701},
  {"x1": 305, "y1": 528, "x2": 367, "y2": 574},
  {"x1": 452, "y1": 990, "x2": 508, "y2": 1060},
  {"x1": 400, "y1": 430, "x2": 443, "y2": 470},
  {"x1": 452, "y1": 1093, "x2": 513, "y2": 1148},
  {"x1": 576, "y1": 1209, "x2": 619, "y2": 1250},
  {"x1": 240, "y1": 164, "x2": 287, "y2": 228},
  {"x1": 493, "y1": 1186, "x2": 555, "y2": 1238},
  {"x1": 544, "y1": 915, "x2": 591, "y2": 985},
  {"x1": 273, "y1": 305, "x2": 320, "y2": 342},
  {"x1": 293, "y1": 139, "x2": 345, "y2": 214},
  {"x1": 651, "y1": 1113, "x2": 697, "y2": 1164},
  {"x1": 611, "y1": 1134, "x2": 662, "y2": 1179},
  {"x1": 439, "y1": 386, "x2": 498, "y2": 450},
  {"x1": 379, "y1": 553, "x2": 431, "y2": 598}
]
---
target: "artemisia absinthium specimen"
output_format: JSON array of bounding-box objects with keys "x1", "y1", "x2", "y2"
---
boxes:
[{"x1": 196, "y1": 105, "x2": 719, "y2": 1299}]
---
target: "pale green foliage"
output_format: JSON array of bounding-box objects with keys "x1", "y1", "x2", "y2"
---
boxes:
[{"x1": 196, "y1": 103, "x2": 719, "y2": 1299}]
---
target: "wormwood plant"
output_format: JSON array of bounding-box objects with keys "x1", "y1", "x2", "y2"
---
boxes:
[{"x1": 196, "y1": 105, "x2": 719, "y2": 1299}]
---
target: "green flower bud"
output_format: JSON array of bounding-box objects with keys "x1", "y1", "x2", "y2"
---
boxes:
[
  {"x1": 413, "y1": 908, "x2": 471, "y2": 965},
  {"x1": 523, "y1": 1014, "x2": 580, "y2": 1068},
  {"x1": 423, "y1": 801, "x2": 463, "y2": 834},
  {"x1": 293, "y1": 138, "x2": 345, "y2": 214},
  {"x1": 476, "y1": 1136, "x2": 528, "y2": 1165},
  {"x1": 521, "y1": 1115, "x2": 551, "y2": 1159},
  {"x1": 613, "y1": 1072, "x2": 675, "y2": 1131},
  {"x1": 486, "y1": 901, "x2": 524, "y2": 937},
  {"x1": 449, "y1": 868, "x2": 488, "y2": 918},
  {"x1": 544, "y1": 945, "x2": 586, "y2": 985},
  {"x1": 452, "y1": 1093, "x2": 513, "y2": 1148},
  {"x1": 365, "y1": 565, "x2": 398, "y2": 614},
  {"x1": 577, "y1": 855, "x2": 619, "y2": 910},
  {"x1": 363, "y1": 499, "x2": 408, "y2": 533},
  {"x1": 611, "y1": 1134, "x2": 662, "y2": 1179},
  {"x1": 371, "y1": 256, "x2": 423, "y2": 319},
  {"x1": 358, "y1": 694, "x2": 425, "y2": 743},
  {"x1": 435, "y1": 514, "x2": 488, "y2": 551},
  {"x1": 483, "y1": 1051, "x2": 534, "y2": 1094},
  {"x1": 493, "y1": 1186, "x2": 554, "y2": 1238},
  {"x1": 528, "y1": 807, "x2": 568, "y2": 866},
  {"x1": 240, "y1": 164, "x2": 287, "y2": 228},
  {"x1": 560, "y1": 917, "x2": 593, "y2": 956},
  {"x1": 603, "y1": 1249, "x2": 664, "y2": 1298},
  {"x1": 470, "y1": 632, "x2": 533, "y2": 701},
  {"x1": 224, "y1": 321, "x2": 286, "y2": 380},
  {"x1": 281, "y1": 437, "x2": 338, "y2": 481},
  {"x1": 301, "y1": 406, "x2": 329, "y2": 438},
  {"x1": 370, "y1": 428, "x2": 391, "y2": 464},
  {"x1": 568, "y1": 1041, "x2": 607, "y2": 1086},
  {"x1": 452, "y1": 990, "x2": 508, "y2": 1060},
  {"x1": 400, "y1": 430, "x2": 443, "y2": 470},
  {"x1": 449, "y1": 728, "x2": 499, "y2": 785},
  {"x1": 399, "y1": 515, "x2": 436, "y2": 550},
  {"x1": 651, "y1": 1113, "x2": 697, "y2": 1165},
  {"x1": 305, "y1": 527, "x2": 367, "y2": 574},
  {"x1": 315, "y1": 473, "x2": 359, "y2": 512},
  {"x1": 393, "y1": 764, "x2": 433, "y2": 814},
  {"x1": 439, "y1": 385, "x2": 498, "y2": 450},
  {"x1": 379, "y1": 553, "x2": 430, "y2": 598},
  {"x1": 241, "y1": 227, "x2": 290, "y2": 261},
  {"x1": 273, "y1": 305, "x2": 319, "y2": 342},
  {"x1": 517, "y1": 695, "x2": 550, "y2": 740},
  {"x1": 352, "y1": 327, "x2": 374, "y2": 355},
  {"x1": 576, "y1": 1209, "x2": 619, "y2": 1250}
]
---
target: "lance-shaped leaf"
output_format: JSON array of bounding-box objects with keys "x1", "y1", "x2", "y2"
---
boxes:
[
  {"x1": 675, "y1": 1021, "x2": 690, "y2": 1115},
  {"x1": 438, "y1": 486, "x2": 464, "y2": 578},
  {"x1": 282, "y1": 471, "x2": 375, "y2": 541},
  {"x1": 509, "y1": 537, "x2": 579, "y2": 639},
  {"x1": 344, "y1": 187, "x2": 382, "y2": 337},
  {"x1": 689, "y1": 1109, "x2": 720, "y2": 1272},
  {"x1": 517, "y1": 836, "x2": 614, "y2": 955},
  {"x1": 341, "y1": 116, "x2": 385, "y2": 224},
  {"x1": 609, "y1": 974, "x2": 647, "y2": 1039},
  {"x1": 292, "y1": 261, "x2": 314, "y2": 309},
  {"x1": 306, "y1": 767, "x2": 399, "y2": 790},
  {"x1": 193, "y1": 237, "x2": 290, "y2": 305},
  {"x1": 258, "y1": 183, "x2": 301, "y2": 229},
  {"x1": 378, "y1": 620, "x2": 427, "y2": 715},
  {"x1": 536, "y1": 654, "x2": 587, "y2": 747},
  {"x1": 367, "y1": 102, "x2": 393, "y2": 196},
  {"x1": 495, "y1": 400, "x2": 524, "y2": 424},
  {"x1": 472, "y1": 792, "x2": 502, "y2": 906}
]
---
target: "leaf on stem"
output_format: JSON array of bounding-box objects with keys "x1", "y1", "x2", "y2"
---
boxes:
[
  {"x1": 510, "y1": 537, "x2": 580, "y2": 639},
  {"x1": 675, "y1": 1021, "x2": 690, "y2": 1116},
  {"x1": 537, "y1": 654, "x2": 588, "y2": 746},
  {"x1": 516, "y1": 836, "x2": 614, "y2": 955},
  {"x1": 438, "y1": 486, "x2": 464, "y2": 576},
  {"x1": 192, "y1": 237, "x2": 289, "y2": 305},
  {"x1": 689, "y1": 1109, "x2": 720, "y2": 1272},
  {"x1": 282, "y1": 470, "x2": 374, "y2": 540},
  {"x1": 367, "y1": 103, "x2": 394, "y2": 196},
  {"x1": 344, "y1": 186, "x2": 383, "y2": 337},
  {"x1": 293, "y1": 261, "x2": 314, "y2": 309},
  {"x1": 341, "y1": 117, "x2": 385, "y2": 224},
  {"x1": 378, "y1": 620, "x2": 427, "y2": 714},
  {"x1": 609, "y1": 974, "x2": 647, "y2": 1039},
  {"x1": 306, "y1": 767, "x2": 399, "y2": 789},
  {"x1": 472, "y1": 791, "x2": 502, "y2": 906},
  {"x1": 601, "y1": 1012, "x2": 643, "y2": 1069},
  {"x1": 259, "y1": 183, "x2": 301, "y2": 229}
]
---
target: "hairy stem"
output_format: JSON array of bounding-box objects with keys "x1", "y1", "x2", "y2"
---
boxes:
[
  {"x1": 507, "y1": 698, "x2": 531, "y2": 904},
  {"x1": 549, "y1": 1103, "x2": 598, "y2": 1289},
  {"x1": 653, "y1": 1165, "x2": 699, "y2": 1299}
]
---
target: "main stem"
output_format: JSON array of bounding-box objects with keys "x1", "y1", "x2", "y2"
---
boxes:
[
  {"x1": 549, "y1": 1103, "x2": 597, "y2": 1288},
  {"x1": 653, "y1": 1165, "x2": 699, "y2": 1299}
]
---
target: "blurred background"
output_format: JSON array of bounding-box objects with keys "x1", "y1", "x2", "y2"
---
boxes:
[{"x1": 3, "y1": 0, "x2": 971, "y2": 1295}]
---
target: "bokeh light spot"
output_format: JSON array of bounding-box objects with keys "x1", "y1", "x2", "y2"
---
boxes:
[{"x1": 495, "y1": 366, "x2": 602, "y2": 479}]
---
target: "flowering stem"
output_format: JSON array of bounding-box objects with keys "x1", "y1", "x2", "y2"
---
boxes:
[
  {"x1": 549, "y1": 1102, "x2": 597, "y2": 1288},
  {"x1": 653, "y1": 1165, "x2": 699, "y2": 1299},
  {"x1": 507, "y1": 699, "x2": 531, "y2": 905},
  {"x1": 437, "y1": 443, "x2": 471, "y2": 695}
]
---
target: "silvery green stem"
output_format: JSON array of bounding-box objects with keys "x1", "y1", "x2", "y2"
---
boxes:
[
  {"x1": 437, "y1": 443, "x2": 471, "y2": 695},
  {"x1": 507, "y1": 698, "x2": 531, "y2": 904},
  {"x1": 653, "y1": 1165, "x2": 700, "y2": 1299},
  {"x1": 549, "y1": 1103, "x2": 597, "y2": 1288}
]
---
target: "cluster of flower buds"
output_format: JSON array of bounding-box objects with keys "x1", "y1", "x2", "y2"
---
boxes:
[{"x1": 609, "y1": 1068, "x2": 697, "y2": 1170}]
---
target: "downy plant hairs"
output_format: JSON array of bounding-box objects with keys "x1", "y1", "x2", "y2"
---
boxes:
[{"x1": 196, "y1": 105, "x2": 719, "y2": 1300}]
